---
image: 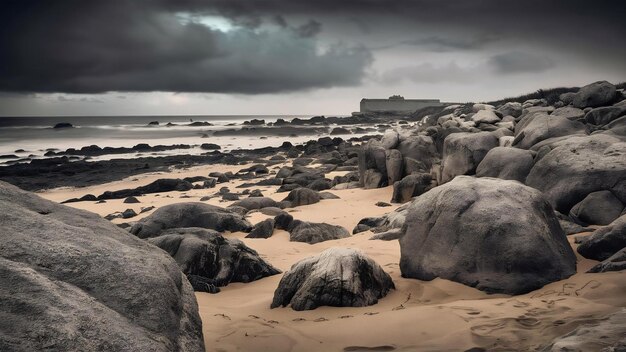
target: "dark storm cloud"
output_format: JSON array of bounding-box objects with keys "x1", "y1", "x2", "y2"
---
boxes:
[
  {"x1": 1, "y1": 0, "x2": 624, "y2": 95},
  {"x1": 488, "y1": 52, "x2": 555, "y2": 74},
  {"x1": 0, "y1": 1, "x2": 371, "y2": 94}
]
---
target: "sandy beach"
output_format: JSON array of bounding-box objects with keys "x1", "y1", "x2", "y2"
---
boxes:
[{"x1": 39, "y1": 162, "x2": 626, "y2": 352}]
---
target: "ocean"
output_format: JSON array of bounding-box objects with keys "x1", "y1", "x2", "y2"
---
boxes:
[{"x1": 0, "y1": 115, "x2": 365, "y2": 164}]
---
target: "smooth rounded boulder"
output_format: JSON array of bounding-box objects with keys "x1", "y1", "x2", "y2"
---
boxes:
[
  {"x1": 0, "y1": 181, "x2": 204, "y2": 352},
  {"x1": 441, "y1": 132, "x2": 498, "y2": 183},
  {"x1": 271, "y1": 248, "x2": 394, "y2": 311},
  {"x1": 130, "y1": 202, "x2": 252, "y2": 238},
  {"x1": 569, "y1": 190, "x2": 624, "y2": 225},
  {"x1": 577, "y1": 215, "x2": 626, "y2": 261},
  {"x1": 476, "y1": 146, "x2": 535, "y2": 182},
  {"x1": 399, "y1": 176, "x2": 577, "y2": 295}
]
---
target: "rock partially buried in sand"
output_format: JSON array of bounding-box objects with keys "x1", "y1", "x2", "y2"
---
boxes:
[
  {"x1": 147, "y1": 227, "x2": 280, "y2": 288},
  {"x1": 287, "y1": 220, "x2": 351, "y2": 244},
  {"x1": 130, "y1": 202, "x2": 252, "y2": 238},
  {"x1": 545, "y1": 308, "x2": 626, "y2": 351},
  {"x1": 0, "y1": 181, "x2": 204, "y2": 351},
  {"x1": 271, "y1": 247, "x2": 394, "y2": 311},
  {"x1": 281, "y1": 187, "x2": 321, "y2": 207},
  {"x1": 245, "y1": 218, "x2": 275, "y2": 239},
  {"x1": 577, "y1": 214, "x2": 626, "y2": 261},
  {"x1": 399, "y1": 176, "x2": 577, "y2": 295}
]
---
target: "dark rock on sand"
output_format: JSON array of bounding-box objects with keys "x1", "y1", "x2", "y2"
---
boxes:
[
  {"x1": 569, "y1": 190, "x2": 624, "y2": 226},
  {"x1": 98, "y1": 178, "x2": 193, "y2": 200},
  {"x1": 130, "y1": 202, "x2": 252, "y2": 238},
  {"x1": 230, "y1": 197, "x2": 279, "y2": 211},
  {"x1": 282, "y1": 187, "x2": 320, "y2": 207},
  {"x1": 288, "y1": 220, "x2": 350, "y2": 244},
  {"x1": 587, "y1": 247, "x2": 626, "y2": 273},
  {"x1": 246, "y1": 219, "x2": 276, "y2": 239},
  {"x1": 148, "y1": 227, "x2": 280, "y2": 287},
  {"x1": 369, "y1": 228, "x2": 403, "y2": 241},
  {"x1": 0, "y1": 181, "x2": 204, "y2": 351},
  {"x1": 274, "y1": 213, "x2": 294, "y2": 230},
  {"x1": 271, "y1": 248, "x2": 394, "y2": 311},
  {"x1": 123, "y1": 196, "x2": 140, "y2": 203},
  {"x1": 577, "y1": 215, "x2": 626, "y2": 261},
  {"x1": 122, "y1": 208, "x2": 138, "y2": 219},
  {"x1": 399, "y1": 176, "x2": 576, "y2": 295},
  {"x1": 53, "y1": 122, "x2": 73, "y2": 129},
  {"x1": 571, "y1": 80, "x2": 618, "y2": 109},
  {"x1": 391, "y1": 173, "x2": 433, "y2": 203},
  {"x1": 209, "y1": 172, "x2": 230, "y2": 183}
]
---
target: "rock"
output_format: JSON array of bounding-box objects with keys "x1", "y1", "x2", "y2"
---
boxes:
[
  {"x1": 203, "y1": 178, "x2": 217, "y2": 188},
  {"x1": 381, "y1": 130, "x2": 400, "y2": 149},
  {"x1": 330, "y1": 127, "x2": 351, "y2": 135},
  {"x1": 472, "y1": 103, "x2": 495, "y2": 112},
  {"x1": 318, "y1": 191, "x2": 340, "y2": 200},
  {"x1": 130, "y1": 202, "x2": 252, "y2": 238},
  {"x1": 399, "y1": 176, "x2": 576, "y2": 295},
  {"x1": 587, "y1": 247, "x2": 626, "y2": 273},
  {"x1": 276, "y1": 167, "x2": 293, "y2": 179},
  {"x1": 245, "y1": 219, "x2": 276, "y2": 239},
  {"x1": 248, "y1": 189, "x2": 264, "y2": 197},
  {"x1": 148, "y1": 227, "x2": 280, "y2": 287},
  {"x1": 471, "y1": 109, "x2": 501, "y2": 124},
  {"x1": 584, "y1": 105, "x2": 626, "y2": 126},
  {"x1": 441, "y1": 132, "x2": 499, "y2": 183},
  {"x1": 239, "y1": 164, "x2": 269, "y2": 175},
  {"x1": 376, "y1": 201, "x2": 391, "y2": 207},
  {"x1": 53, "y1": 122, "x2": 73, "y2": 129},
  {"x1": 306, "y1": 178, "x2": 331, "y2": 191},
  {"x1": 369, "y1": 228, "x2": 403, "y2": 241},
  {"x1": 122, "y1": 208, "x2": 137, "y2": 219},
  {"x1": 282, "y1": 187, "x2": 320, "y2": 207},
  {"x1": 397, "y1": 135, "x2": 438, "y2": 170},
  {"x1": 61, "y1": 193, "x2": 98, "y2": 204},
  {"x1": 209, "y1": 172, "x2": 230, "y2": 183},
  {"x1": 0, "y1": 181, "x2": 204, "y2": 351},
  {"x1": 572, "y1": 80, "x2": 618, "y2": 108},
  {"x1": 140, "y1": 206, "x2": 155, "y2": 213},
  {"x1": 391, "y1": 173, "x2": 432, "y2": 203},
  {"x1": 525, "y1": 134, "x2": 626, "y2": 213},
  {"x1": 97, "y1": 178, "x2": 193, "y2": 200},
  {"x1": 513, "y1": 113, "x2": 587, "y2": 149},
  {"x1": 270, "y1": 248, "x2": 394, "y2": 311},
  {"x1": 569, "y1": 190, "x2": 624, "y2": 225},
  {"x1": 577, "y1": 215, "x2": 626, "y2": 261},
  {"x1": 187, "y1": 274, "x2": 220, "y2": 293},
  {"x1": 475, "y1": 147, "x2": 535, "y2": 182},
  {"x1": 221, "y1": 193, "x2": 240, "y2": 201},
  {"x1": 545, "y1": 309, "x2": 626, "y2": 351},
  {"x1": 274, "y1": 213, "x2": 294, "y2": 230},
  {"x1": 257, "y1": 207, "x2": 287, "y2": 216},
  {"x1": 123, "y1": 196, "x2": 140, "y2": 203},
  {"x1": 358, "y1": 140, "x2": 388, "y2": 188},
  {"x1": 385, "y1": 149, "x2": 403, "y2": 185},
  {"x1": 552, "y1": 106, "x2": 585, "y2": 120},
  {"x1": 497, "y1": 102, "x2": 523, "y2": 118},
  {"x1": 200, "y1": 143, "x2": 221, "y2": 150},
  {"x1": 230, "y1": 197, "x2": 279, "y2": 211},
  {"x1": 288, "y1": 220, "x2": 350, "y2": 244}
]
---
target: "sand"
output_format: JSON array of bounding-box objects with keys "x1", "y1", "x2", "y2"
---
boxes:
[{"x1": 39, "y1": 163, "x2": 626, "y2": 352}]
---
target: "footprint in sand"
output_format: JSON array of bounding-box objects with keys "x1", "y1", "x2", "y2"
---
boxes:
[
  {"x1": 364, "y1": 312, "x2": 379, "y2": 316},
  {"x1": 248, "y1": 315, "x2": 260, "y2": 319},
  {"x1": 214, "y1": 313, "x2": 231, "y2": 320},
  {"x1": 339, "y1": 315, "x2": 353, "y2": 319},
  {"x1": 343, "y1": 345, "x2": 396, "y2": 351},
  {"x1": 292, "y1": 318, "x2": 306, "y2": 322},
  {"x1": 314, "y1": 317, "x2": 328, "y2": 322}
]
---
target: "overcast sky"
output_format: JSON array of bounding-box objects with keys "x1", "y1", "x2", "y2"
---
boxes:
[{"x1": 1, "y1": 0, "x2": 625, "y2": 116}]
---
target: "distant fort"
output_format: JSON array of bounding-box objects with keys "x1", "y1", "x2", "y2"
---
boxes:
[{"x1": 360, "y1": 95, "x2": 442, "y2": 113}]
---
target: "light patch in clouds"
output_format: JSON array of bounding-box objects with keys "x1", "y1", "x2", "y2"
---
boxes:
[{"x1": 488, "y1": 51, "x2": 555, "y2": 74}]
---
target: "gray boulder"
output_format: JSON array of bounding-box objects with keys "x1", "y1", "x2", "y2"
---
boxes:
[
  {"x1": 584, "y1": 105, "x2": 626, "y2": 126},
  {"x1": 476, "y1": 146, "x2": 535, "y2": 182},
  {"x1": 270, "y1": 248, "x2": 394, "y2": 311},
  {"x1": 545, "y1": 309, "x2": 626, "y2": 351},
  {"x1": 282, "y1": 187, "x2": 320, "y2": 207},
  {"x1": 385, "y1": 149, "x2": 404, "y2": 185},
  {"x1": 399, "y1": 176, "x2": 577, "y2": 295},
  {"x1": 513, "y1": 113, "x2": 587, "y2": 149},
  {"x1": 381, "y1": 130, "x2": 400, "y2": 149},
  {"x1": 391, "y1": 173, "x2": 433, "y2": 203},
  {"x1": 525, "y1": 134, "x2": 626, "y2": 214},
  {"x1": 0, "y1": 181, "x2": 204, "y2": 352},
  {"x1": 130, "y1": 202, "x2": 252, "y2": 238},
  {"x1": 588, "y1": 247, "x2": 626, "y2": 273},
  {"x1": 369, "y1": 228, "x2": 403, "y2": 241},
  {"x1": 497, "y1": 102, "x2": 523, "y2": 118},
  {"x1": 148, "y1": 227, "x2": 280, "y2": 287},
  {"x1": 441, "y1": 132, "x2": 499, "y2": 183},
  {"x1": 230, "y1": 197, "x2": 279, "y2": 211},
  {"x1": 397, "y1": 134, "x2": 438, "y2": 170},
  {"x1": 246, "y1": 219, "x2": 276, "y2": 239},
  {"x1": 569, "y1": 190, "x2": 624, "y2": 225},
  {"x1": 288, "y1": 220, "x2": 350, "y2": 244},
  {"x1": 358, "y1": 140, "x2": 388, "y2": 188},
  {"x1": 551, "y1": 106, "x2": 585, "y2": 120},
  {"x1": 572, "y1": 80, "x2": 617, "y2": 108},
  {"x1": 471, "y1": 109, "x2": 501, "y2": 124},
  {"x1": 362, "y1": 169, "x2": 384, "y2": 189},
  {"x1": 577, "y1": 215, "x2": 626, "y2": 261}
]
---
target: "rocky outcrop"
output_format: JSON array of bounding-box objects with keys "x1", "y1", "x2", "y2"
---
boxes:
[
  {"x1": 148, "y1": 227, "x2": 280, "y2": 288},
  {"x1": 0, "y1": 181, "x2": 204, "y2": 352},
  {"x1": 130, "y1": 202, "x2": 252, "y2": 238},
  {"x1": 577, "y1": 215, "x2": 626, "y2": 261},
  {"x1": 399, "y1": 176, "x2": 576, "y2": 295},
  {"x1": 271, "y1": 248, "x2": 394, "y2": 310},
  {"x1": 571, "y1": 80, "x2": 618, "y2": 109},
  {"x1": 513, "y1": 113, "x2": 587, "y2": 149}
]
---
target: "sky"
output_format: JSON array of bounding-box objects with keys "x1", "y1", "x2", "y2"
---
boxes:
[{"x1": 1, "y1": 0, "x2": 625, "y2": 116}]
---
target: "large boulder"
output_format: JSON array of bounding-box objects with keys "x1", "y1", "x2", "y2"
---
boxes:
[
  {"x1": 569, "y1": 190, "x2": 624, "y2": 225},
  {"x1": 0, "y1": 181, "x2": 204, "y2": 351},
  {"x1": 497, "y1": 102, "x2": 523, "y2": 118},
  {"x1": 380, "y1": 130, "x2": 400, "y2": 149},
  {"x1": 385, "y1": 149, "x2": 404, "y2": 185},
  {"x1": 288, "y1": 220, "x2": 350, "y2": 244},
  {"x1": 245, "y1": 218, "x2": 276, "y2": 239},
  {"x1": 399, "y1": 176, "x2": 577, "y2": 295},
  {"x1": 358, "y1": 140, "x2": 387, "y2": 188},
  {"x1": 130, "y1": 202, "x2": 252, "y2": 238},
  {"x1": 551, "y1": 106, "x2": 585, "y2": 121},
  {"x1": 148, "y1": 227, "x2": 280, "y2": 287},
  {"x1": 97, "y1": 178, "x2": 193, "y2": 200},
  {"x1": 270, "y1": 248, "x2": 394, "y2": 311},
  {"x1": 475, "y1": 147, "x2": 535, "y2": 182},
  {"x1": 584, "y1": 105, "x2": 626, "y2": 126},
  {"x1": 391, "y1": 173, "x2": 432, "y2": 203},
  {"x1": 577, "y1": 215, "x2": 626, "y2": 261},
  {"x1": 282, "y1": 187, "x2": 320, "y2": 207},
  {"x1": 513, "y1": 113, "x2": 587, "y2": 149},
  {"x1": 572, "y1": 80, "x2": 618, "y2": 109},
  {"x1": 230, "y1": 197, "x2": 279, "y2": 211},
  {"x1": 525, "y1": 134, "x2": 626, "y2": 214},
  {"x1": 441, "y1": 132, "x2": 499, "y2": 183},
  {"x1": 471, "y1": 109, "x2": 501, "y2": 124},
  {"x1": 397, "y1": 134, "x2": 438, "y2": 170}
]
